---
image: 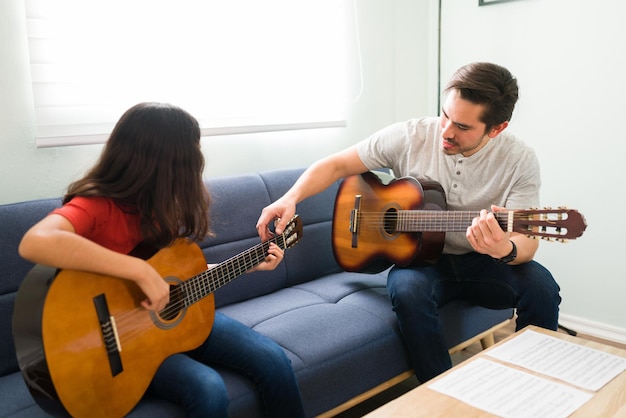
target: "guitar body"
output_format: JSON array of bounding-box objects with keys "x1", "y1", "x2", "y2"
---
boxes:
[
  {"x1": 13, "y1": 239, "x2": 213, "y2": 418},
  {"x1": 332, "y1": 172, "x2": 446, "y2": 272}
]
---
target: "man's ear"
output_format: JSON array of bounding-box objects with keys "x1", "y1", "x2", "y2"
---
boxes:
[{"x1": 488, "y1": 121, "x2": 509, "y2": 138}]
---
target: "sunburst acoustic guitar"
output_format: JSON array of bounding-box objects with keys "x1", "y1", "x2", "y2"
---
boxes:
[
  {"x1": 12, "y1": 216, "x2": 303, "y2": 418},
  {"x1": 332, "y1": 172, "x2": 587, "y2": 273}
]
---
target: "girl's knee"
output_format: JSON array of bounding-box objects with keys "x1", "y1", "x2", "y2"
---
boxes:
[{"x1": 183, "y1": 369, "x2": 229, "y2": 416}]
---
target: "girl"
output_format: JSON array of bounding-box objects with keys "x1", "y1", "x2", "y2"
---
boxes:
[{"x1": 19, "y1": 102, "x2": 305, "y2": 417}]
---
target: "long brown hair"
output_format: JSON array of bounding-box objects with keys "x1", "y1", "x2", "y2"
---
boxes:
[{"x1": 65, "y1": 102, "x2": 211, "y2": 247}]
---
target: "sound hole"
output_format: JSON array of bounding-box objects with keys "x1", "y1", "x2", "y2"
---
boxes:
[
  {"x1": 159, "y1": 285, "x2": 184, "y2": 321},
  {"x1": 150, "y1": 277, "x2": 187, "y2": 329},
  {"x1": 383, "y1": 208, "x2": 398, "y2": 235}
]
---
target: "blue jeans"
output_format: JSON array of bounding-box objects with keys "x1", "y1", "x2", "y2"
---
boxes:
[
  {"x1": 387, "y1": 252, "x2": 561, "y2": 383},
  {"x1": 147, "y1": 312, "x2": 305, "y2": 418}
]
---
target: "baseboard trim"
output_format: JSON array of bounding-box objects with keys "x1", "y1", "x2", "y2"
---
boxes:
[{"x1": 559, "y1": 313, "x2": 626, "y2": 346}]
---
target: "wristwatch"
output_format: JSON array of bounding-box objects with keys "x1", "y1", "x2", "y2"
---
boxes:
[{"x1": 494, "y1": 240, "x2": 517, "y2": 264}]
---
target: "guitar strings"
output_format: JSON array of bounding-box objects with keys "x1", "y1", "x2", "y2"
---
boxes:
[
  {"x1": 355, "y1": 212, "x2": 494, "y2": 231},
  {"x1": 164, "y1": 218, "x2": 301, "y2": 316},
  {"x1": 354, "y1": 211, "x2": 560, "y2": 219},
  {"x1": 159, "y1": 240, "x2": 273, "y2": 318},
  {"x1": 108, "y1": 250, "x2": 268, "y2": 342},
  {"x1": 354, "y1": 211, "x2": 561, "y2": 225},
  {"x1": 106, "y1": 230, "x2": 293, "y2": 343},
  {"x1": 349, "y1": 211, "x2": 567, "y2": 238}
]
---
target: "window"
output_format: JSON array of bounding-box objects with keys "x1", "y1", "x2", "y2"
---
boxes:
[{"x1": 25, "y1": 0, "x2": 349, "y2": 147}]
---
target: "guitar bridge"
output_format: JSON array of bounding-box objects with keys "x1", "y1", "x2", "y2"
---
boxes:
[
  {"x1": 93, "y1": 294, "x2": 123, "y2": 376},
  {"x1": 350, "y1": 195, "x2": 362, "y2": 248}
]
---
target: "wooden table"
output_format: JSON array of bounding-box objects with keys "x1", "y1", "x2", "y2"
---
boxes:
[{"x1": 364, "y1": 325, "x2": 626, "y2": 417}]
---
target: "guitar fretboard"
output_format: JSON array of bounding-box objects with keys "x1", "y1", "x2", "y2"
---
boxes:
[
  {"x1": 175, "y1": 217, "x2": 301, "y2": 307},
  {"x1": 181, "y1": 239, "x2": 281, "y2": 305},
  {"x1": 396, "y1": 210, "x2": 513, "y2": 232}
]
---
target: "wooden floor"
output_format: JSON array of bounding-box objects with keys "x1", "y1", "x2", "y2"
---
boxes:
[{"x1": 332, "y1": 320, "x2": 626, "y2": 418}]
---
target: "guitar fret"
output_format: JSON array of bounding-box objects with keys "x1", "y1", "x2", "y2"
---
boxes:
[
  {"x1": 187, "y1": 278, "x2": 197, "y2": 305},
  {"x1": 397, "y1": 211, "x2": 521, "y2": 233},
  {"x1": 400, "y1": 210, "x2": 481, "y2": 232},
  {"x1": 180, "y1": 216, "x2": 303, "y2": 308}
]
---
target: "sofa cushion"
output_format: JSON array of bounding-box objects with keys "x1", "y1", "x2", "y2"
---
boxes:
[{"x1": 217, "y1": 269, "x2": 408, "y2": 415}]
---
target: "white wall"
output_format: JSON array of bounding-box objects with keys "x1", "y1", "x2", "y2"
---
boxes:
[
  {"x1": 440, "y1": 0, "x2": 626, "y2": 341},
  {"x1": 0, "y1": 0, "x2": 437, "y2": 205}
]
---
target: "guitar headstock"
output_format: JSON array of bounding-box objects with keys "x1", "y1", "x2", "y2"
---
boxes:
[
  {"x1": 510, "y1": 207, "x2": 587, "y2": 241},
  {"x1": 278, "y1": 215, "x2": 304, "y2": 249}
]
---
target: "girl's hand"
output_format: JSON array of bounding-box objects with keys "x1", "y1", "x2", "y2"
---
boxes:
[
  {"x1": 248, "y1": 243, "x2": 284, "y2": 272},
  {"x1": 135, "y1": 261, "x2": 171, "y2": 312}
]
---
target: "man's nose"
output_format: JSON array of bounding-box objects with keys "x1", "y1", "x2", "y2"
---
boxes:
[{"x1": 441, "y1": 121, "x2": 454, "y2": 138}]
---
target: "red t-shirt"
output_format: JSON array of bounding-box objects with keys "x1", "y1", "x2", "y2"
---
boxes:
[{"x1": 51, "y1": 196, "x2": 142, "y2": 255}]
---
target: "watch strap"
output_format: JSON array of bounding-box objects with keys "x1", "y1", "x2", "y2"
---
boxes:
[{"x1": 494, "y1": 240, "x2": 517, "y2": 264}]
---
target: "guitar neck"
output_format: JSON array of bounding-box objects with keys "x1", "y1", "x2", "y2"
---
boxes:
[
  {"x1": 179, "y1": 235, "x2": 285, "y2": 306},
  {"x1": 173, "y1": 215, "x2": 302, "y2": 307},
  {"x1": 397, "y1": 210, "x2": 514, "y2": 233}
]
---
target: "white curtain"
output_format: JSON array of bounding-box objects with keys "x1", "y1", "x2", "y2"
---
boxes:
[{"x1": 25, "y1": 0, "x2": 349, "y2": 147}]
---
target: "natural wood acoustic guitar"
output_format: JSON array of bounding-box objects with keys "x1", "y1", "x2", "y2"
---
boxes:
[
  {"x1": 332, "y1": 172, "x2": 587, "y2": 273},
  {"x1": 12, "y1": 215, "x2": 303, "y2": 418}
]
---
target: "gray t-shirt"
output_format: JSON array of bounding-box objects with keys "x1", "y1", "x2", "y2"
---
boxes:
[{"x1": 356, "y1": 116, "x2": 541, "y2": 254}]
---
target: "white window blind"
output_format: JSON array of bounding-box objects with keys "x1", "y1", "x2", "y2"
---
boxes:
[{"x1": 25, "y1": 0, "x2": 349, "y2": 147}]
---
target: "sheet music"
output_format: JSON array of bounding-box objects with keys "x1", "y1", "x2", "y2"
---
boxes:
[
  {"x1": 429, "y1": 358, "x2": 593, "y2": 418},
  {"x1": 486, "y1": 329, "x2": 626, "y2": 391}
]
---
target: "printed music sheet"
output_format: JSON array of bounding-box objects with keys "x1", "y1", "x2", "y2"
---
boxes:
[{"x1": 487, "y1": 329, "x2": 626, "y2": 391}]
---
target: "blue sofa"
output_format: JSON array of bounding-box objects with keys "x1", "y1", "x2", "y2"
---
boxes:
[{"x1": 0, "y1": 167, "x2": 513, "y2": 417}]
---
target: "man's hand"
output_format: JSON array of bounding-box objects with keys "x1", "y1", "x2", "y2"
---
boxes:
[
  {"x1": 466, "y1": 205, "x2": 512, "y2": 258},
  {"x1": 256, "y1": 198, "x2": 296, "y2": 241}
]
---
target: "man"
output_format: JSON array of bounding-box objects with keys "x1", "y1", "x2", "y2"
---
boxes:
[{"x1": 256, "y1": 62, "x2": 561, "y2": 383}]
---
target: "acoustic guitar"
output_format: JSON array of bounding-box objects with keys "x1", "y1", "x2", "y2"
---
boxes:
[
  {"x1": 332, "y1": 172, "x2": 587, "y2": 273},
  {"x1": 12, "y1": 215, "x2": 303, "y2": 418}
]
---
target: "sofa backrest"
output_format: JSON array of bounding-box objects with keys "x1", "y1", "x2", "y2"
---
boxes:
[
  {"x1": 200, "y1": 168, "x2": 343, "y2": 307},
  {"x1": 0, "y1": 198, "x2": 62, "y2": 375}
]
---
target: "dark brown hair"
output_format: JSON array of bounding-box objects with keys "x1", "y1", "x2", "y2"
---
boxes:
[
  {"x1": 64, "y1": 102, "x2": 211, "y2": 247},
  {"x1": 444, "y1": 62, "x2": 519, "y2": 131}
]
